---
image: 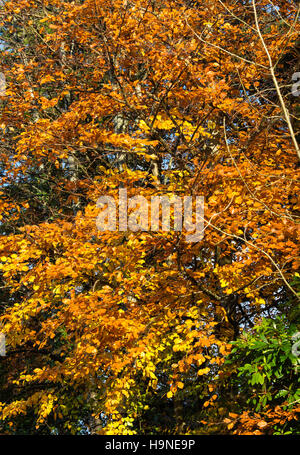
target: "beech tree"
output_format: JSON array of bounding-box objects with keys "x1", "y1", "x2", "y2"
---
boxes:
[{"x1": 0, "y1": 0, "x2": 299, "y2": 434}]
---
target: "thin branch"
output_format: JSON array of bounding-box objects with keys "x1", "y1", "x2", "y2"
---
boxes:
[{"x1": 252, "y1": 0, "x2": 300, "y2": 161}]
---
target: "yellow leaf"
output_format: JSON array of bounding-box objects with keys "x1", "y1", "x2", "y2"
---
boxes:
[{"x1": 198, "y1": 367, "x2": 210, "y2": 376}]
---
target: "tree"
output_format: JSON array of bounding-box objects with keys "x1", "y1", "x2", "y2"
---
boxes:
[
  {"x1": 215, "y1": 310, "x2": 299, "y2": 434},
  {"x1": 0, "y1": 0, "x2": 299, "y2": 434}
]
